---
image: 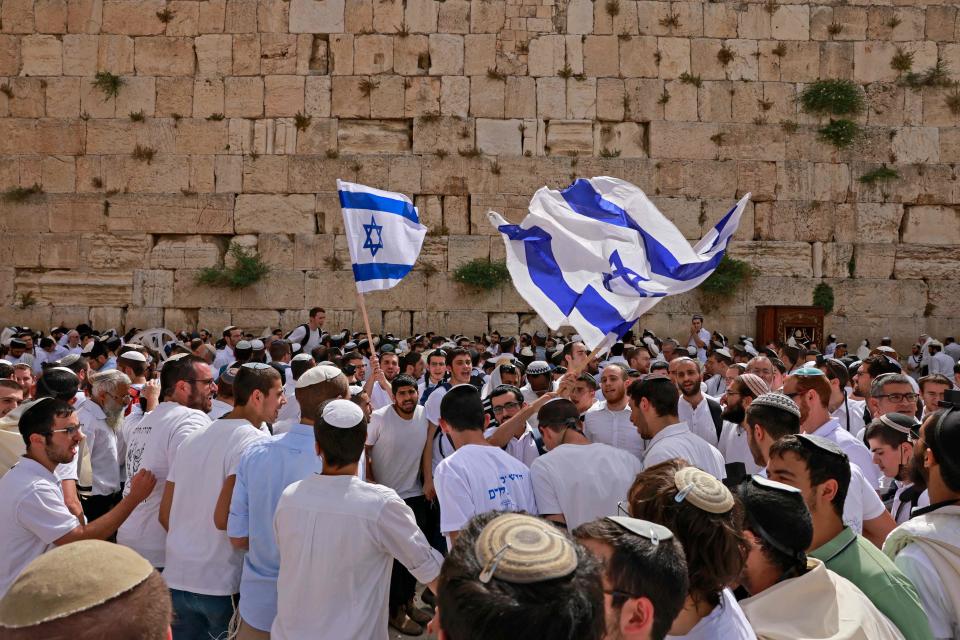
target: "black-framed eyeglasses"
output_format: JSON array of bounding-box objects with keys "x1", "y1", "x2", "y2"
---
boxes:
[
  {"x1": 491, "y1": 401, "x2": 521, "y2": 415},
  {"x1": 186, "y1": 378, "x2": 216, "y2": 387},
  {"x1": 873, "y1": 392, "x2": 919, "y2": 403}
]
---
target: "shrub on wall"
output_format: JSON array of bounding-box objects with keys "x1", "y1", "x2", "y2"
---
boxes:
[
  {"x1": 196, "y1": 243, "x2": 270, "y2": 289},
  {"x1": 452, "y1": 259, "x2": 510, "y2": 291}
]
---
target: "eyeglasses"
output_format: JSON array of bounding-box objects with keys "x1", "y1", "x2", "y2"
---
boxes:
[
  {"x1": 873, "y1": 392, "x2": 919, "y2": 403},
  {"x1": 491, "y1": 401, "x2": 521, "y2": 415},
  {"x1": 186, "y1": 378, "x2": 216, "y2": 387},
  {"x1": 49, "y1": 425, "x2": 83, "y2": 437},
  {"x1": 112, "y1": 393, "x2": 132, "y2": 404}
]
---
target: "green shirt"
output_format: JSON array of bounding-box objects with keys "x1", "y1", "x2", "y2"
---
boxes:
[{"x1": 810, "y1": 527, "x2": 932, "y2": 640}]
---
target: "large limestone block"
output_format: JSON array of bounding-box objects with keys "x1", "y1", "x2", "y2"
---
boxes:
[
  {"x1": 475, "y1": 118, "x2": 522, "y2": 156},
  {"x1": 0, "y1": 119, "x2": 84, "y2": 155},
  {"x1": 134, "y1": 37, "x2": 196, "y2": 75},
  {"x1": 527, "y1": 35, "x2": 565, "y2": 78},
  {"x1": 235, "y1": 194, "x2": 317, "y2": 234},
  {"x1": 82, "y1": 233, "x2": 153, "y2": 270},
  {"x1": 133, "y1": 270, "x2": 174, "y2": 307},
  {"x1": 107, "y1": 194, "x2": 235, "y2": 234},
  {"x1": 855, "y1": 202, "x2": 904, "y2": 244},
  {"x1": 0, "y1": 233, "x2": 41, "y2": 266},
  {"x1": 594, "y1": 122, "x2": 647, "y2": 158},
  {"x1": 891, "y1": 128, "x2": 938, "y2": 164},
  {"x1": 649, "y1": 122, "x2": 719, "y2": 160},
  {"x1": 15, "y1": 270, "x2": 134, "y2": 306},
  {"x1": 901, "y1": 206, "x2": 960, "y2": 245},
  {"x1": 338, "y1": 119, "x2": 412, "y2": 153},
  {"x1": 755, "y1": 201, "x2": 855, "y2": 243},
  {"x1": 290, "y1": 0, "x2": 345, "y2": 33},
  {"x1": 895, "y1": 245, "x2": 958, "y2": 283},
  {"x1": 426, "y1": 276, "x2": 501, "y2": 312},
  {"x1": 853, "y1": 243, "x2": 896, "y2": 279},
  {"x1": 150, "y1": 236, "x2": 223, "y2": 268},
  {"x1": 102, "y1": 0, "x2": 165, "y2": 35},
  {"x1": 429, "y1": 34, "x2": 464, "y2": 76},
  {"x1": 545, "y1": 120, "x2": 593, "y2": 156},
  {"x1": 412, "y1": 115, "x2": 472, "y2": 153},
  {"x1": 195, "y1": 34, "x2": 233, "y2": 77},
  {"x1": 176, "y1": 269, "x2": 306, "y2": 308},
  {"x1": 124, "y1": 306, "x2": 165, "y2": 331},
  {"x1": 727, "y1": 241, "x2": 812, "y2": 278},
  {"x1": 447, "y1": 234, "x2": 490, "y2": 270},
  {"x1": 20, "y1": 34, "x2": 63, "y2": 75},
  {"x1": 293, "y1": 233, "x2": 335, "y2": 270}
]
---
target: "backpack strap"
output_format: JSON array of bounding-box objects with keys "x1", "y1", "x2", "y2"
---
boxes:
[{"x1": 707, "y1": 397, "x2": 723, "y2": 442}]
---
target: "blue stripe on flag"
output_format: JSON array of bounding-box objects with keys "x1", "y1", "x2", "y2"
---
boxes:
[
  {"x1": 499, "y1": 224, "x2": 636, "y2": 338},
  {"x1": 352, "y1": 262, "x2": 414, "y2": 282},
  {"x1": 339, "y1": 190, "x2": 419, "y2": 224},
  {"x1": 561, "y1": 180, "x2": 724, "y2": 281}
]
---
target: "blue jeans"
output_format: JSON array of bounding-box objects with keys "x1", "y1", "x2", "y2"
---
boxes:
[{"x1": 170, "y1": 589, "x2": 237, "y2": 640}]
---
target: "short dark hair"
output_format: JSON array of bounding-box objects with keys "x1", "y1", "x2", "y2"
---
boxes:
[
  {"x1": 19, "y1": 398, "x2": 76, "y2": 446},
  {"x1": 440, "y1": 385, "x2": 485, "y2": 431},
  {"x1": 309, "y1": 307, "x2": 325, "y2": 317},
  {"x1": 919, "y1": 374, "x2": 952, "y2": 393},
  {"x1": 400, "y1": 351, "x2": 421, "y2": 371},
  {"x1": 391, "y1": 373, "x2": 418, "y2": 395},
  {"x1": 427, "y1": 349, "x2": 448, "y2": 365},
  {"x1": 0, "y1": 361, "x2": 13, "y2": 378},
  {"x1": 489, "y1": 384, "x2": 523, "y2": 404},
  {"x1": 290, "y1": 357, "x2": 315, "y2": 380},
  {"x1": 313, "y1": 399, "x2": 367, "y2": 467},
  {"x1": 769, "y1": 435, "x2": 850, "y2": 519},
  {"x1": 268, "y1": 340, "x2": 291, "y2": 361},
  {"x1": 627, "y1": 460, "x2": 748, "y2": 608},
  {"x1": 626, "y1": 378, "x2": 679, "y2": 418},
  {"x1": 745, "y1": 403, "x2": 800, "y2": 440},
  {"x1": 446, "y1": 347, "x2": 471, "y2": 367},
  {"x1": 159, "y1": 355, "x2": 205, "y2": 399},
  {"x1": 573, "y1": 518, "x2": 688, "y2": 640},
  {"x1": 737, "y1": 480, "x2": 812, "y2": 580},
  {"x1": 0, "y1": 378, "x2": 24, "y2": 393},
  {"x1": 233, "y1": 364, "x2": 281, "y2": 406},
  {"x1": 862, "y1": 355, "x2": 900, "y2": 379},
  {"x1": 117, "y1": 350, "x2": 148, "y2": 377},
  {"x1": 576, "y1": 372, "x2": 599, "y2": 390},
  {"x1": 34, "y1": 368, "x2": 80, "y2": 401},
  {"x1": 864, "y1": 419, "x2": 911, "y2": 448},
  {"x1": 438, "y1": 511, "x2": 605, "y2": 640}
]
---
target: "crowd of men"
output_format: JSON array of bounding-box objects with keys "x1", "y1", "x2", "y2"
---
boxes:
[{"x1": 0, "y1": 308, "x2": 958, "y2": 640}]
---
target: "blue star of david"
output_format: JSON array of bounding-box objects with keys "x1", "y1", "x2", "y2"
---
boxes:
[
  {"x1": 362, "y1": 215, "x2": 384, "y2": 257},
  {"x1": 602, "y1": 250, "x2": 652, "y2": 296}
]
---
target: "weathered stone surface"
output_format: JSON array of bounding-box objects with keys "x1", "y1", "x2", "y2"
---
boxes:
[
  {"x1": 338, "y1": 119, "x2": 411, "y2": 153},
  {"x1": 150, "y1": 236, "x2": 223, "y2": 269},
  {"x1": 901, "y1": 206, "x2": 960, "y2": 245},
  {"x1": 727, "y1": 241, "x2": 813, "y2": 277},
  {"x1": 107, "y1": 194, "x2": 235, "y2": 234},
  {"x1": 82, "y1": 234, "x2": 154, "y2": 270},
  {"x1": 176, "y1": 269, "x2": 305, "y2": 308},
  {"x1": 15, "y1": 271, "x2": 134, "y2": 306},
  {"x1": 235, "y1": 194, "x2": 317, "y2": 234}
]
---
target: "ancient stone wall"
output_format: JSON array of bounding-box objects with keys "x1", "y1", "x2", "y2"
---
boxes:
[{"x1": 0, "y1": 0, "x2": 958, "y2": 350}]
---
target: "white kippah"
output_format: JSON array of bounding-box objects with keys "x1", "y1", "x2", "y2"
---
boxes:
[
  {"x1": 235, "y1": 340, "x2": 252, "y2": 350},
  {"x1": 295, "y1": 364, "x2": 343, "y2": 389},
  {"x1": 250, "y1": 339, "x2": 265, "y2": 350},
  {"x1": 119, "y1": 351, "x2": 147, "y2": 363},
  {"x1": 322, "y1": 399, "x2": 364, "y2": 429},
  {"x1": 291, "y1": 353, "x2": 313, "y2": 363},
  {"x1": 348, "y1": 384, "x2": 363, "y2": 396}
]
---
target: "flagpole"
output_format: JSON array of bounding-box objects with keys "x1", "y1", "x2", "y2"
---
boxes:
[{"x1": 354, "y1": 287, "x2": 376, "y2": 353}]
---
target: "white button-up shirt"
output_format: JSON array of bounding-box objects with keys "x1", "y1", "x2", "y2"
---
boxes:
[
  {"x1": 810, "y1": 418, "x2": 882, "y2": 489},
  {"x1": 76, "y1": 400, "x2": 122, "y2": 495},
  {"x1": 583, "y1": 400, "x2": 644, "y2": 459},
  {"x1": 678, "y1": 395, "x2": 720, "y2": 447},
  {"x1": 643, "y1": 422, "x2": 726, "y2": 480}
]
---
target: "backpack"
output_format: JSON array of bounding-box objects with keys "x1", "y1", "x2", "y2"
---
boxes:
[{"x1": 707, "y1": 397, "x2": 723, "y2": 442}]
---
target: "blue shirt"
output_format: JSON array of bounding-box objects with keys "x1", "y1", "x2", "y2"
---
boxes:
[{"x1": 227, "y1": 423, "x2": 322, "y2": 631}]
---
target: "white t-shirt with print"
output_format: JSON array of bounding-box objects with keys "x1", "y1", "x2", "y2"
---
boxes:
[
  {"x1": 434, "y1": 444, "x2": 537, "y2": 535},
  {"x1": 366, "y1": 404, "x2": 428, "y2": 500}
]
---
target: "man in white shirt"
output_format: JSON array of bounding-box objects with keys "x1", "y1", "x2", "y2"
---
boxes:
[
  {"x1": 746, "y1": 355, "x2": 778, "y2": 390},
  {"x1": 367, "y1": 350, "x2": 398, "y2": 411},
  {"x1": 364, "y1": 374, "x2": 433, "y2": 635},
  {"x1": 117, "y1": 355, "x2": 214, "y2": 568},
  {"x1": 32, "y1": 337, "x2": 67, "y2": 374},
  {"x1": 228, "y1": 364, "x2": 346, "y2": 638},
  {"x1": 0, "y1": 398, "x2": 155, "y2": 597},
  {"x1": 213, "y1": 325, "x2": 243, "y2": 375},
  {"x1": 926, "y1": 341, "x2": 955, "y2": 377},
  {"x1": 583, "y1": 364, "x2": 643, "y2": 459},
  {"x1": 687, "y1": 314, "x2": 710, "y2": 363},
  {"x1": 421, "y1": 347, "x2": 474, "y2": 502},
  {"x1": 519, "y1": 360, "x2": 555, "y2": 428},
  {"x1": 417, "y1": 349, "x2": 448, "y2": 400},
  {"x1": 818, "y1": 356, "x2": 866, "y2": 435},
  {"x1": 867, "y1": 374, "x2": 921, "y2": 426},
  {"x1": 919, "y1": 374, "x2": 952, "y2": 419},
  {"x1": 569, "y1": 373, "x2": 599, "y2": 421},
  {"x1": 865, "y1": 414, "x2": 929, "y2": 524},
  {"x1": 627, "y1": 376, "x2": 725, "y2": 479},
  {"x1": 433, "y1": 384, "x2": 537, "y2": 545},
  {"x1": 532, "y1": 398, "x2": 642, "y2": 529},
  {"x1": 284, "y1": 307, "x2": 325, "y2": 356},
  {"x1": 485, "y1": 385, "x2": 540, "y2": 467},
  {"x1": 272, "y1": 400, "x2": 442, "y2": 640},
  {"x1": 274, "y1": 353, "x2": 315, "y2": 428},
  {"x1": 671, "y1": 357, "x2": 722, "y2": 447},
  {"x1": 159, "y1": 363, "x2": 281, "y2": 640},
  {"x1": 704, "y1": 348, "x2": 733, "y2": 397},
  {"x1": 718, "y1": 373, "x2": 768, "y2": 476}
]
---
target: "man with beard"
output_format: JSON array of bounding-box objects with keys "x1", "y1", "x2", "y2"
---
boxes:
[
  {"x1": 584, "y1": 364, "x2": 644, "y2": 460},
  {"x1": 0, "y1": 398, "x2": 156, "y2": 598},
  {"x1": 854, "y1": 355, "x2": 902, "y2": 423},
  {"x1": 865, "y1": 413, "x2": 929, "y2": 524},
  {"x1": 214, "y1": 326, "x2": 243, "y2": 375},
  {"x1": 627, "y1": 377, "x2": 725, "y2": 479},
  {"x1": 718, "y1": 374, "x2": 769, "y2": 475},
  {"x1": 670, "y1": 357, "x2": 722, "y2": 447},
  {"x1": 117, "y1": 355, "x2": 214, "y2": 569},
  {"x1": 159, "y1": 363, "x2": 281, "y2": 640},
  {"x1": 884, "y1": 399, "x2": 960, "y2": 640},
  {"x1": 743, "y1": 392, "x2": 803, "y2": 473},
  {"x1": 74, "y1": 369, "x2": 131, "y2": 523},
  {"x1": 625, "y1": 344, "x2": 652, "y2": 376},
  {"x1": 767, "y1": 435, "x2": 931, "y2": 640},
  {"x1": 704, "y1": 348, "x2": 733, "y2": 397},
  {"x1": 364, "y1": 374, "x2": 433, "y2": 635}
]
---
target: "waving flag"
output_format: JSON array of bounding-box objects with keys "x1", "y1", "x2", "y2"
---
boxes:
[
  {"x1": 489, "y1": 177, "x2": 750, "y2": 350},
  {"x1": 338, "y1": 180, "x2": 427, "y2": 293}
]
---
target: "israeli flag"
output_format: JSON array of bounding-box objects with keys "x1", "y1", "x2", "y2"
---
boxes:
[
  {"x1": 489, "y1": 177, "x2": 750, "y2": 350},
  {"x1": 338, "y1": 180, "x2": 427, "y2": 293}
]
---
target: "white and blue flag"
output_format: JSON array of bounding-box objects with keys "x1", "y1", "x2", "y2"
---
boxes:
[
  {"x1": 338, "y1": 180, "x2": 427, "y2": 293},
  {"x1": 489, "y1": 177, "x2": 751, "y2": 350}
]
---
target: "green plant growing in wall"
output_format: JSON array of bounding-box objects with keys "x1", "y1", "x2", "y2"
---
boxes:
[
  {"x1": 17, "y1": 291, "x2": 37, "y2": 309},
  {"x1": 452, "y1": 259, "x2": 510, "y2": 291},
  {"x1": 799, "y1": 79, "x2": 864, "y2": 116},
  {"x1": 812, "y1": 282, "x2": 835, "y2": 314},
  {"x1": 901, "y1": 58, "x2": 955, "y2": 89},
  {"x1": 294, "y1": 111, "x2": 312, "y2": 131},
  {"x1": 93, "y1": 71, "x2": 124, "y2": 99},
  {"x1": 679, "y1": 72, "x2": 702, "y2": 88},
  {"x1": 890, "y1": 48, "x2": 914, "y2": 75},
  {"x1": 197, "y1": 243, "x2": 271, "y2": 289},
  {"x1": 699, "y1": 255, "x2": 753, "y2": 297},
  {"x1": 858, "y1": 165, "x2": 900, "y2": 185},
  {"x1": 3, "y1": 183, "x2": 43, "y2": 202},
  {"x1": 818, "y1": 119, "x2": 860, "y2": 149}
]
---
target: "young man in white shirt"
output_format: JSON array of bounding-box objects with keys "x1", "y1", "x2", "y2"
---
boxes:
[
  {"x1": 484, "y1": 385, "x2": 541, "y2": 467},
  {"x1": 364, "y1": 374, "x2": 433, "y2": 635},
  {"x1": 532, "y1": 398, "x2": 643, "y2": 529},
  {"x1": 583, "y1": 363, "x2": 644, "y2": 459},
  {"x1": 687, "y1": 314, "x2": 710, "y2": 363},
  {"x1": 159, "y1": 363, "x2": 284, "y2": 640},
  {"x1": 718, "y1": 374, "x2": 769, "y2": 476},
  {"x1": 421, "y1": 347, "x2": 474, "y2": 502},
  {"x1": 671, "y1": 357, "x2": 722, "y2": 447},
  {"x1": 866, "y1": 414, "x2": 929, "y2": 524},
  {"x1": 272, "y1": 400, "x2": 442, "y2": 640},
  {"x1": 0, "y1": 398, "x2": 156, "y2": 597},
  {"x1": 628, "y1": 377, "x2": 725, "y2": 480},
  {"x1": 228, "y1": 364, "x2": 346, "y2": 639},
  {"x1": 117, "y1": 355, "x2": 214, "y2": 568},
  {"x1": 284, "y1": 307, "x2": 325, "y2": 356},
  {"x1": 433, "y1": 384, "x2": 538, "y2": 545}
]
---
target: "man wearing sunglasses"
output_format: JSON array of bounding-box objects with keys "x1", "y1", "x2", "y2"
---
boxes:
[
  {"x1": 768, "y1": 434, "x2": 930, "y2": 640},
  {"x1": 117, "y1": 355, "x2": 214, "y2": 569},
  {"x1": 0, "y1": 398, "x2": 156, "y2": 598}
]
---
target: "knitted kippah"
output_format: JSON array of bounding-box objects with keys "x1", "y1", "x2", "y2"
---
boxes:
[
  {"x1": 750, "y1": 392, "x2": 801, "y2": 419},
  {"x1": 737, "y1": 373, "x2": 770, "y2": 398},
  {"x1": 673, "y1": 466, "x2": 735, "y2": 514},
  {"x1": 475, "y1": 514, "x2": 577, "y2": 584}
]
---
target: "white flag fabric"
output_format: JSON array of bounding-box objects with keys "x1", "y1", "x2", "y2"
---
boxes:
[
  {"x1": 489, "y1": 176, "x2": 751, "y2": 350},
  {"x1": 337, "y1": 180, "x2": 427, "y2": 293}
]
